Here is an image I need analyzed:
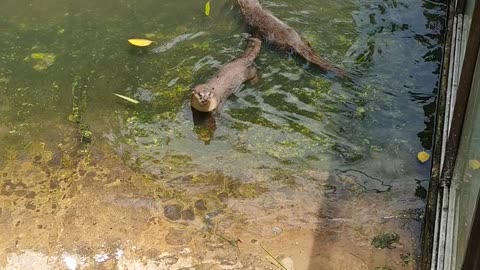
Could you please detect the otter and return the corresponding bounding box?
[191,37,262,112]
[237,0,347,77]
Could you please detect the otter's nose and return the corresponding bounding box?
[199,94,208,103]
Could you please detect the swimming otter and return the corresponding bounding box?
[191,37,262,112]
[237,0,347,77]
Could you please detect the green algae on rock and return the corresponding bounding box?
[372,232,400,249]
[27,53,56,71]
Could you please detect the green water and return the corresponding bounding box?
[0,0,447,267]
[0,0,444,194]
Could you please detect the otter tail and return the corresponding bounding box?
[293,42,348,78]
[242,37,262,63]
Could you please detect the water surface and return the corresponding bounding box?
[0,0,446,268]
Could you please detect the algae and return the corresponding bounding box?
[79,124,93,143]
[230,182,268,199]
[27,53,56,71]
[68,76,92,144]
[372,232,400,249]
[400,253,415,266]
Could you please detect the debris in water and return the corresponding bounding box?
[260,244,288,270]
[204,1,211,16]
[469,159,480,170]
[417,151,430,163]
[113,93,140,104]
[127,38,154,47]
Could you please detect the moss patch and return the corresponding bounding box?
[372,232,400,249]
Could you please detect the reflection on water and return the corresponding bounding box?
[0,0,445,268]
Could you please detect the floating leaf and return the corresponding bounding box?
[417,151,430,163]
[204,1,211,16]
[469,159,480,170]
[113,93,139,104]
[127,38,154,47]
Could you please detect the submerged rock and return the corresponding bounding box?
[271,227,283,236]
[164,204,183,221]
[180,208,195,221]
[372,232,400,249]
[194,199,207,211]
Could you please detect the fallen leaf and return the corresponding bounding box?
[113,93,139,104]
[204,1,211,16]
[417,151,430,163]
[127,38,154,47]
[469,160,480,170]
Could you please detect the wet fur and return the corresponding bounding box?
[237,0,347,77]
[191,37,262,112]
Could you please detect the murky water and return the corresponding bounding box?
[0,0,445,269]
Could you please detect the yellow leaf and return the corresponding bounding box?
[417,151,430,163]
[113,93,139,104]
[469,160,480,170]
[127,38,154,47]
[204,1,211,16]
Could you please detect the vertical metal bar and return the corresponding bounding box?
[443,10,466,270]
[444,182,457,269]
[437,187,450,270]
[431,191,443,270]
[448,14,465,132]
[421,0,456,268]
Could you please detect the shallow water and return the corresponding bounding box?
[0,0,445,269]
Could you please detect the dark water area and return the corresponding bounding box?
[0,0,446,268]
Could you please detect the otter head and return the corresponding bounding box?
[191,85,218,112]
[192,85,213,105]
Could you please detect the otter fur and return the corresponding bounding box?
[191,37,262,112]
[237,0,347,77]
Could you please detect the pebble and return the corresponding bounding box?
[194,199,207,211]
[164,204,182,221]
[180,208,195,221]
[217,192,229,203]
[271,227,283,236]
